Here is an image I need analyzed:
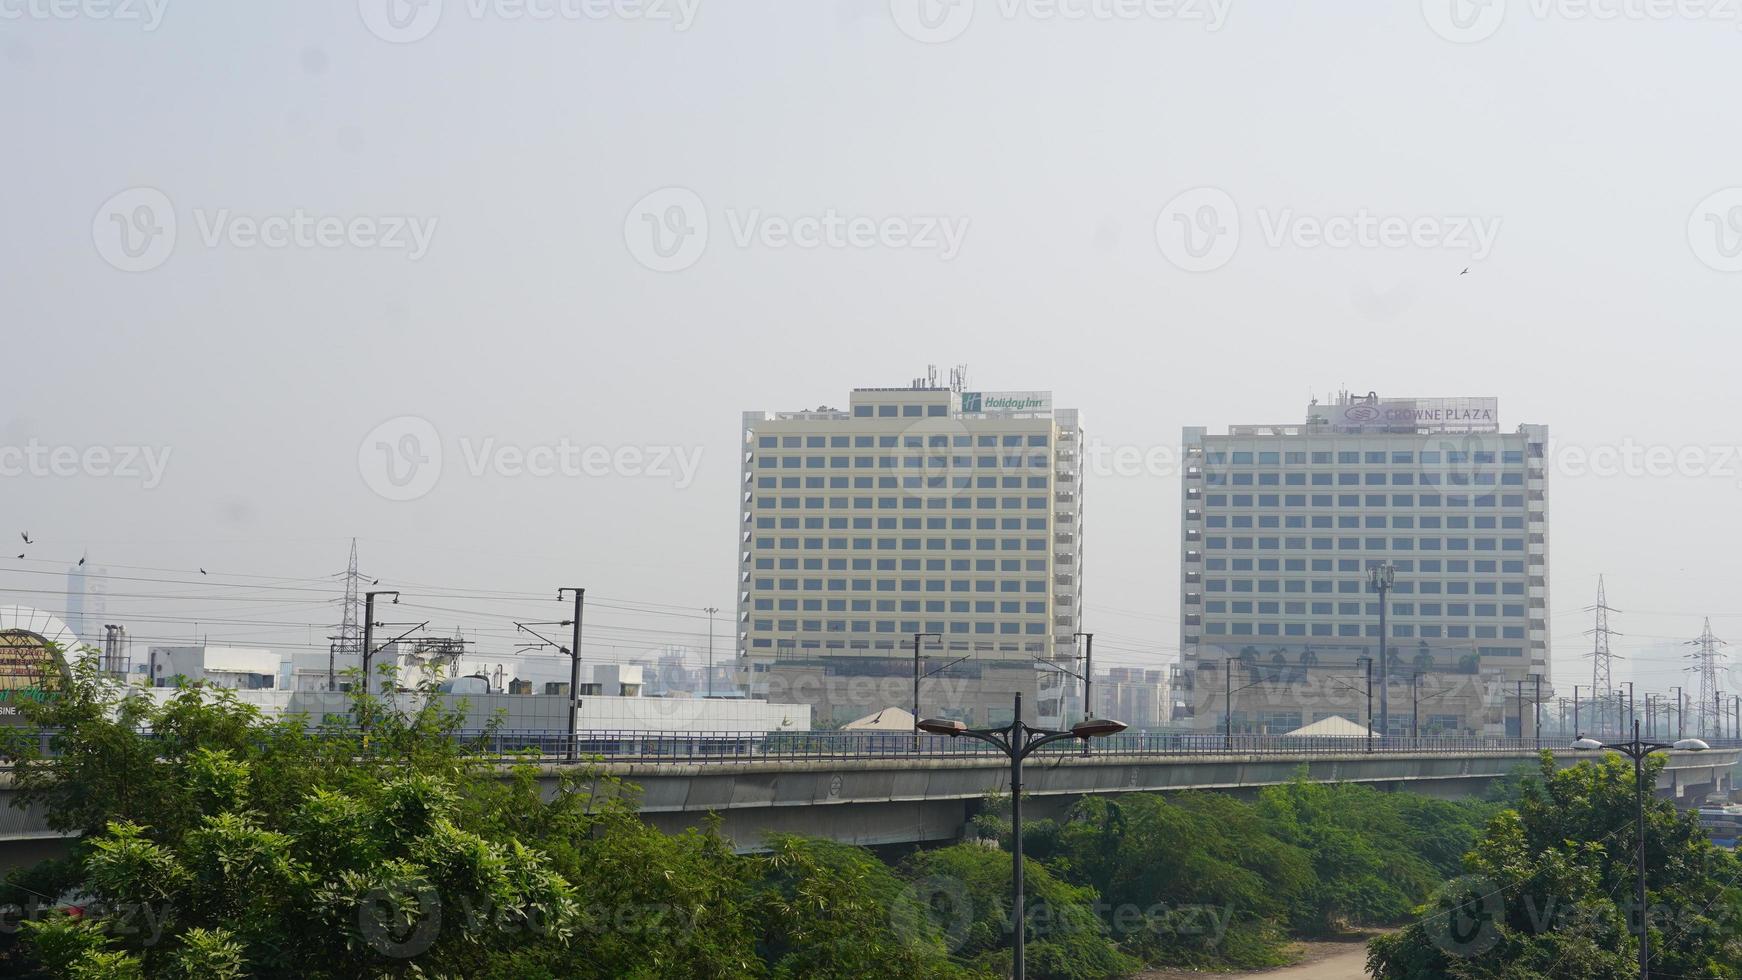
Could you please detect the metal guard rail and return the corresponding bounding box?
[436,730,1742,764]
[8,730,1736,765]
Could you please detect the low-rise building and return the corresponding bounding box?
[145,645,278,690]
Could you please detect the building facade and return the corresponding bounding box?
[1095,667,1170,730]
[1175,393,1549,736]
[146,644,279,689]
[64,563,108,647]
[737,378,1085,727]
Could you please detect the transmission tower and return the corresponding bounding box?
[1582,575,1621,701]
[326,539,364,688]
[1686,618,1728,738]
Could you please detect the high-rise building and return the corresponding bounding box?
[1175,392,1549,736]
[64,562,108,648]
[1095,667,1170,729]
[737,375,1085,727]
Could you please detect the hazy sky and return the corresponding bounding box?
[4,1,1741,693]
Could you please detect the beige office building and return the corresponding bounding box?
[737,378,1085,728]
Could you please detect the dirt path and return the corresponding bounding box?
[1136,934,1378,980]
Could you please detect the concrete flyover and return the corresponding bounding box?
[553,739,1741,851]
[0,734,1735,859]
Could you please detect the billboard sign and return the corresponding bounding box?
[961,391,1052,414]
[1314,396,1498,433]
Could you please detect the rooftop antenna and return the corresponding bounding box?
[950,364,968,393]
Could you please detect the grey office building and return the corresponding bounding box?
[1175,393,1549,736]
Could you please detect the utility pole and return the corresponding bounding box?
[559,589,584,759]
[1673,685,1685,740]
[1363,656,1374,753]
[1369,563,1395,739]
[1584,574,1622,704]
[703,606,719,698]
[1621,681,1634,740]
[1686,618,1728,739]
[360,590,399,691]
[911,632,941,750]
[359,589,399,730]
[1411,672,1419,739]
[1533,673,1542,750]
[1573,684,1581,736]
[1515,679,1524,741]
[1072,632,1094,722]
[1225,658,1233,745]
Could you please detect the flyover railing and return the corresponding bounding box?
[451,730,1742,764]
[8,729,1738,767]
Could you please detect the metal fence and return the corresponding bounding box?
[449,729,1742,764]
[9,728,1738,767]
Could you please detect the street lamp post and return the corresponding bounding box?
[911,632,942,749]
[1368,563,1395,739]
[919,695,1126,980]
[1572,722,1708,980]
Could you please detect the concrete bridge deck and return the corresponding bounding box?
[1,734,1733,856]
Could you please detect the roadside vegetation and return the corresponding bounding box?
[2,657,1734,978]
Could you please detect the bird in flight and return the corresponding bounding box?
[371,578,379,585]
[199,568,207,575]
[19,532,30,544]
[14,554,22,560]
[1459,267,1469,275]
[77,554,86,567]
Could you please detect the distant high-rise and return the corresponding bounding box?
[64,562,109,648]
[737,373,1085,727]
[1177,392,1549,736]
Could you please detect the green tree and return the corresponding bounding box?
[900,842,1137,980]
[1369,753,1742,979]
[1256,778,1496,933]
[1049,793,1312,969]
[750,835,984,979]
[0,657,748,978]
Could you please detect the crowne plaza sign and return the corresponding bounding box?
[1314,396,1499,433]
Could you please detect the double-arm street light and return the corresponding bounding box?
[1572,721,1709,980]
[918,693,1126,980]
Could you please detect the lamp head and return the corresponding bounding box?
[1071,718,1128,739]
[1672,738,1710,752]
[1571,737,1605,751]
[917,717,966,737]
